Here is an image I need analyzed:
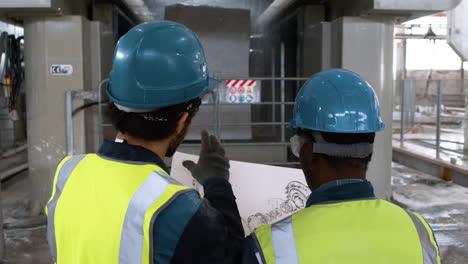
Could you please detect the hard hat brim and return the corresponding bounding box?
[288,119,386,133]
[107,76,220,111]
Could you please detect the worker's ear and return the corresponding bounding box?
[176,112,189,134]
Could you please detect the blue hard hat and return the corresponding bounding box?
[290,69,385,133]
[107,21,219,110]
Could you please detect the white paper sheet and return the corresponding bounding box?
[170,152,310,234]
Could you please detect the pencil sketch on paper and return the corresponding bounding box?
[246,181,311,231]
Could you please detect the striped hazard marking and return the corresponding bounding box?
[225,80,257,88]
[225,80,257,102]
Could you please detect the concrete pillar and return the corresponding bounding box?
[24,16,89,214]
[330,17,394,199]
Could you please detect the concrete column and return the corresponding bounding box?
[330,17,394,199]
[24,16,89,214]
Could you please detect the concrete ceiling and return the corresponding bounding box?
[123,0,274,21]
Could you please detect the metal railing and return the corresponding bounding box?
[394,79,468,164]
[65,90,100,156]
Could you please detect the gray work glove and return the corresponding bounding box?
[182,130,230,185]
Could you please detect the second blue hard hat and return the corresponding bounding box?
[290,69,386,133]
[107,21,219,110]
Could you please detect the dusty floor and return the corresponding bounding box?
[1,162,467,263]
[392,163,468,264]
[2,171,51,263]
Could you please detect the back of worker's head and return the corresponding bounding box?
[294,129,375,170]
[106,21,218,155]
[108,97,201,141]
[290,69,385,188]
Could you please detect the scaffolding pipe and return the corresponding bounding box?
[0,144,27,159]
[436,80,442,159]
[280,42,286,143]
[66,91,74,156]
[271,47,277,137]
[3,216,46,229]
[256,0,297,27]
[215,87,221,138]
[0,163,28,181]
[97,79,109,146]
[400,80,405,148]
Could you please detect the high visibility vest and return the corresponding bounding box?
[254,199,440,264]
[45,154,193,264]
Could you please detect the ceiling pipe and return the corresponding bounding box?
[95,0,142,24]
[256,0,298,28]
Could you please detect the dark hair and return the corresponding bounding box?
[108,97,201,141]
[300,129,375,170]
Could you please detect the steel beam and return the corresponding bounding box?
[393,146,468,187]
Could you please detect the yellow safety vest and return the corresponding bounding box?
[45,154,192,264]
[254,199,440,264]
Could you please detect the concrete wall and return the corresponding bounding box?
[405,70,467,107]
[165,5,253,140]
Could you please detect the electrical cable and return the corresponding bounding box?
[72,100,109,116]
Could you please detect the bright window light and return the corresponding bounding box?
[406,39,462,70]
[402,14,464,70]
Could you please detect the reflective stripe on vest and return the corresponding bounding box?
[119,171,191,263]
[46,154,86,260]
[270,217,299,264]
[254,199,440,264]
[45,154,192,264]
[406,211,439,264]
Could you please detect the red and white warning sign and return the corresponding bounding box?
[225,80,258,103]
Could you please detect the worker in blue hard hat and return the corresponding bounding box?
[242,69,440,264]
[45,21,243,263]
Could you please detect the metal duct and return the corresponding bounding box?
[256,0,297,27]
